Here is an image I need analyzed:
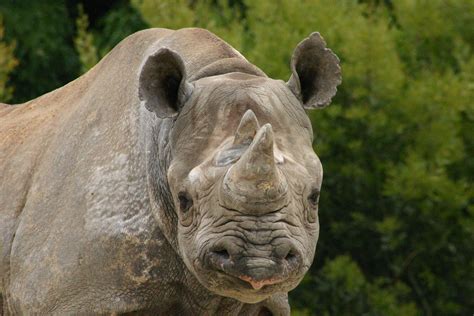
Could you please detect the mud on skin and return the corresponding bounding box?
[0,27,341,315]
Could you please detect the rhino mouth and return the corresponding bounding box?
[192,256,302,303]
[206,254,293,290]
[207,247,298,278]
[192,258,295,301]
[189,222,304,303]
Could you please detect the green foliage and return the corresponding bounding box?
[0,1,80,103]
[0,15,18,102]
[93,2,148,57]
[132,0,195,29]
[292,256,418,316]
[74,1,151,71]
[131,0,245,50]
[3,0,473,314]
[74,4,99,74]
[394,0,474,74]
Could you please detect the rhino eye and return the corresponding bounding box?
[178,191,193,213]
[307,188,320,206]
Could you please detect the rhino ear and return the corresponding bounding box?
[287,32,341,109]
[139,48,193,118]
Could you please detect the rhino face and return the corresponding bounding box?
[139,33,341,303]
[168,83,322,303]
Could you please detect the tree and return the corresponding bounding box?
[73,1,148,72]
[131,0,245,50]
[0,1,80,103]
[74,4,98,74]
[0,15,18,102]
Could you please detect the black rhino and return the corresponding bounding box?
[0,28,341,315]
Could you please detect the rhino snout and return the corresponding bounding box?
[205,237,302,290]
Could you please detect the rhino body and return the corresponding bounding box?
[0,28,340,315]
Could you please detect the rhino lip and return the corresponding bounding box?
[237,275,284,290]
[215,270,284,292]
[206,253,290,290]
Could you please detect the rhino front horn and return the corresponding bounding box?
[220,123,288,214]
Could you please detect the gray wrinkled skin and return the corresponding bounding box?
[0,28,341,315]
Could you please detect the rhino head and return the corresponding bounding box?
[139,33,341,303]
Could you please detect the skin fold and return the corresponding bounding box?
[0,28,340,315]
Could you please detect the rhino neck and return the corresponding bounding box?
[189,57,267,82]
[143,114,180,252]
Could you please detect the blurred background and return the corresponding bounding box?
[0,0,473,315]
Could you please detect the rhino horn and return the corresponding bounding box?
[233,109,260,146]
[221,123,288,214]
[236,123,275,178]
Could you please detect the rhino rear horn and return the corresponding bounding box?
[139,48,193,118]
[233,109,260,146]
[287,32,342,109]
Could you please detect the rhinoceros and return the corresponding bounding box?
[0,28,341,315]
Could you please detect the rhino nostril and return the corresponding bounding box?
[258,307,273,316]
[213,249,230,260]
[283,249,301,266]
[285,251,296,261]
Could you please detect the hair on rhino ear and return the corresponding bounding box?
[287,32,342,109]
[138,48,193,118]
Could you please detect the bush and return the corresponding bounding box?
[0,15,18,102]
[0,1,80,103]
